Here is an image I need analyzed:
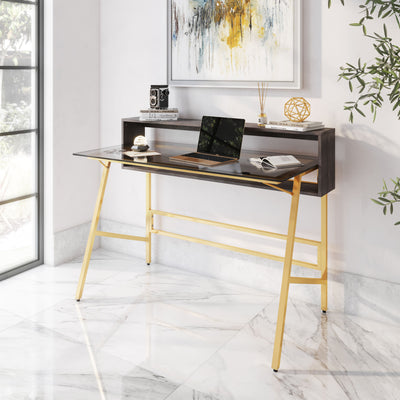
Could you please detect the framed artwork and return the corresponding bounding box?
[167,0,302,89]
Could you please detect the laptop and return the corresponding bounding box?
[170,116,245,166]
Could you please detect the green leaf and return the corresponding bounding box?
[393,99,400,111]
[383,180,388,191]
[356,76,366,88]
[355,106,366,117]
[371,199,385,206]
[382,10,392,19]
[390,192,400,200]
[374,77,385,85]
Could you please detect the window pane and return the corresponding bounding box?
[0,2,36,66]
[0,69,36,132]
[0,197,37,274]
[0,132,36,201]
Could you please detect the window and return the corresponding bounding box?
[0,0,43,279]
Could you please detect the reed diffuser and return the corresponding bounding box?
[257,82,268,127]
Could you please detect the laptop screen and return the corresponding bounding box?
[197,116,245,158]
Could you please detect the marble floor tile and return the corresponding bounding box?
[0,318,179,400]
[166,300,400,400]
[0,308,24,333]
[0,249,399,399]
[29,264,272,385]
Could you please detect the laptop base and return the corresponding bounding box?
[170,152,237,166]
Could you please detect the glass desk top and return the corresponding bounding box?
[74,141,319,184]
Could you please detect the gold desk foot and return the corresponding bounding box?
[145,173,152,265]
[75,161,111,301]
[271,175,302,371]
[320,195,328,312]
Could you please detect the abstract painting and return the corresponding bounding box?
[168,0,301,88]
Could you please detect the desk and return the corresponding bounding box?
[74,118,335,371]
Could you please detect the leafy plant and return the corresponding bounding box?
[329,0,400,226]
[328,0,400,225]
[329,0,400,122]
[372,178,400,225]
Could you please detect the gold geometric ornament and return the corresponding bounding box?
[284,97,311,122]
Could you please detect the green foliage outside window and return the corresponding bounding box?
[0,1,32,166]
[0,1,31,66]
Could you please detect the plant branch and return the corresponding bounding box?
[339,31,400,121]
[329,0,400,122]
[372,178,400,225]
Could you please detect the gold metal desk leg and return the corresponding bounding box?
[145,173,152,265]
[271,175,302,371]
[75,161,111,301]
[320,195,328,312]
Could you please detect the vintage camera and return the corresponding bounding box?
[149,85,169,109]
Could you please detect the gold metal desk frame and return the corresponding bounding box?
[74,156,327,372]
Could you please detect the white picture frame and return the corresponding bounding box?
[167,0,302,89]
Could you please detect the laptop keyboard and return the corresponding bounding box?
[184,153,233,162]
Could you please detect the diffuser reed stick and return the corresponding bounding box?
[257,82,268,127]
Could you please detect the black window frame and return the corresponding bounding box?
[0,0,44,280]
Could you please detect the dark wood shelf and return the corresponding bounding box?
[122,117,331,140]
[121,118,335,197]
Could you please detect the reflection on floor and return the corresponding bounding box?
[0,249,399,400]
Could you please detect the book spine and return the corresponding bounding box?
[264,124,323,132]
[269,121,322,128]
[264,124,303,131]
[140,109,178,113]
[139,113,179,121]
[140,111,179,115]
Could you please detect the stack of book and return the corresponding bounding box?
[263,120,324,132]
[139,108,179,121]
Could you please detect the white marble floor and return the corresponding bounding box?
[0,249,399,400]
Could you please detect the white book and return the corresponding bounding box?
[249,155,303,169]
[269,120,323,128]
[140,108,179,113]
[139,113,179,121]
[139,117,179,121]
[124,150,161,158]
[263,124,324,132]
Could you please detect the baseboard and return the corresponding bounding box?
[98,218,400,325]
[99,219,147,257]
[52,222,100,266]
